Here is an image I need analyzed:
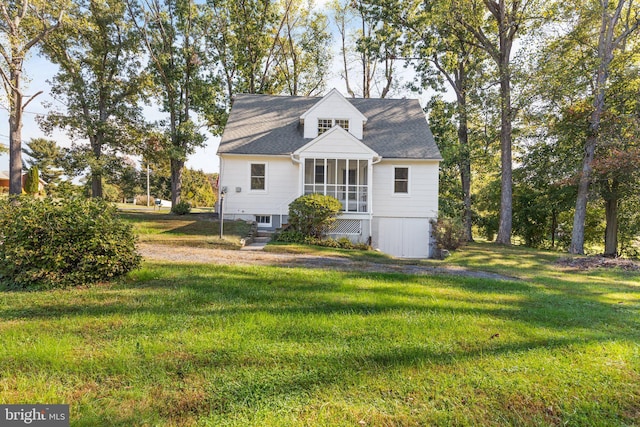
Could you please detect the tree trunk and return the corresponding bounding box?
[570,133,597,254]
[90,138,103,198]
[550,208,557,249]
[603,180,620,257]
[495,54,513,245]
[456,75,473,242]
[569,2,619,255]
[9,67,24,195]
[604,196,618,257]
[171,158,184,207]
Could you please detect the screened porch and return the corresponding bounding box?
[303,158,369,213]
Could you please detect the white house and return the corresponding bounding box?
[217,89,442,258]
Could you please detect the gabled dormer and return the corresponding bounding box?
[300,88,368,140]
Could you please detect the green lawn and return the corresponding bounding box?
[1,239,639,426]
[120,211,252,249]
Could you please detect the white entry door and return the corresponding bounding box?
[376,218,430,258]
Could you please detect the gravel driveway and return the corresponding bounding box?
[138,243,516,281]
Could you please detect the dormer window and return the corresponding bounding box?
[335,119,349,132]
[318,118,350,135]
[318,119,333,135]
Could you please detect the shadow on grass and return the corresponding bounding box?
[121,211,250,236]
[2,263,638,425]
[2,264,637,337]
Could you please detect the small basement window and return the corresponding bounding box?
[255,215,272,227]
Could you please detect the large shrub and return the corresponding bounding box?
[288,194,342,239]
[0,197,141,290]
[431,216,467,252]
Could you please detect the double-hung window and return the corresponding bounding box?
[250,163,266,191]
[394,167,409,194]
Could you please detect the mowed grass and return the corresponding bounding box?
[120,211,252,249]
[1,241,639,426]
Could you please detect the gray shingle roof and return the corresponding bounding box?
[217,93,442,160]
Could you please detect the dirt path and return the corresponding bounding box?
[138,243,517,281]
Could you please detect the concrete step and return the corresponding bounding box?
[252,236,271,243]
[256,230,275,238]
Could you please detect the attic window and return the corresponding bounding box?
[318,118,349,135]
[318,119,333,135]
[335,119,349,132]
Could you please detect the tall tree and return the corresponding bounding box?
[569,0,640,254]
[130,0,225,208]
[0,0,65,194]
[22,137,63,185]
[275,0,332,96]
[203,0,331,101]
[451,0,542,244]
[40,0,148,198]
[331,0,403,98]
[592,70,640,255]
[386,0,487,241]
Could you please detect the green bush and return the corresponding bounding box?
[306,237,370,250]
[24,166,40,195]
[431,216,467,251]
[274,231,369,251]
[273,230,307,243]
[0,196,141,290]
[172,201,192,215]
[288,194,342,239]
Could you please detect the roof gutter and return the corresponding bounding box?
[290,153,302,164]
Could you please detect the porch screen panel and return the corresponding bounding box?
[358,160,368,212]
[337,159,347,210]
[326,159,338,200]
[303,158,368,213]
[304,159,314,195]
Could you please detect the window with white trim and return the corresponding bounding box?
[394,167,409,194]
[318,119,333,135]
[318,118,349,135]
[250,163,266,191]
[255,215,272,227]
[335,119,349,132]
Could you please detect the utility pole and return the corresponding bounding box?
[146,163,150,207]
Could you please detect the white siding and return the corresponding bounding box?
[302,91,366,139]
[299,128,376,158]
[220,155,300,218]
[372,160,439,218]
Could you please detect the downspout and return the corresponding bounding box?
[369,155,382,245]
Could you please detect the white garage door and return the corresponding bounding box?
[376,218,430,258]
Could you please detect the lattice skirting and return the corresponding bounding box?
[328,219,362,235]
